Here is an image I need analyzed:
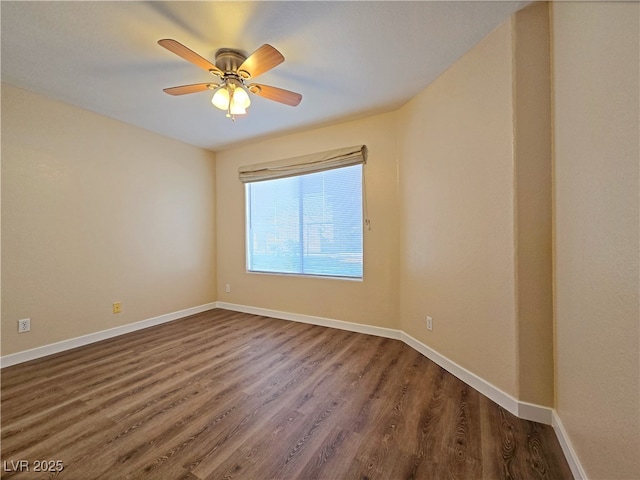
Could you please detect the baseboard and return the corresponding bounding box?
[215,302,403,340]
[0,302,217,368]
[0,300,586,475]
[1,299,556,429]
[402,331,523,417]
[518,400,554,425]
[216,302,552,426]
[401,332,553,424]
[552,410,588,480]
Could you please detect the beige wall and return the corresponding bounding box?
[397,21,519,397]
[214,4,556,406]
[1,84,217,355]
[513,3,553,407]
[215,112,400,329]
[552,2,640,479]
[7,8,639,478]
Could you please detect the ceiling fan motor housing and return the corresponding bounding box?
[214,49,250,78]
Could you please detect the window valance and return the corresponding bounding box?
[238,145,367,183]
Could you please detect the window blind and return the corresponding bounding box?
[246,164,363,278]
[238,145,367,183]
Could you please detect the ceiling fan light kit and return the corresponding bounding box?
[211,79,251,118]
[158,39,302,121]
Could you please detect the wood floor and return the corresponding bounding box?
[1,309,572,479]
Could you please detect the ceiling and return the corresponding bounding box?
[1,1,529,152]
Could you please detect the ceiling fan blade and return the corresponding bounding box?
[163,83,215,96]
[158,39,222,75]
[248,84,302,107]
[237,44,284,80]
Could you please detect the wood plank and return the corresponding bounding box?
[0,309,573,479]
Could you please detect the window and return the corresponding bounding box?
[246,164,363,279]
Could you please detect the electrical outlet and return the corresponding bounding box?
[112,302,122,314]
[18,318,31,333]
[426,316,433,331]
[225,284,231,293]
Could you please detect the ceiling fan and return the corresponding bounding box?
[158,39,302,120]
